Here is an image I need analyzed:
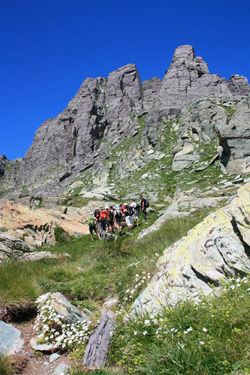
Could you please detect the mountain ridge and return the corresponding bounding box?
[1,45,250,199]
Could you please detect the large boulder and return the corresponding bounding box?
[0,232,32,264]
[132,182,250,317]
[0,321,24,355]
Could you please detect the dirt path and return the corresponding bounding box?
[12,319,75,375]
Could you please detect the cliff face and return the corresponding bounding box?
[1,45,250,198]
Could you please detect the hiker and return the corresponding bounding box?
[121,203,126,228]
[99,206,110,238]
[115,204,123,234]
[87,214,100,241]
[139,194,149,220]
[94,208,102,239]
[124,203,134,230]
[130,199,140,226]
[108,205,115,233]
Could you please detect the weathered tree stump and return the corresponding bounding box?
[83,309,116,368]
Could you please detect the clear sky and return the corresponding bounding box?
[1,0,250,161]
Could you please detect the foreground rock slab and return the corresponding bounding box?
[0,321,24,355]
[132,182,250,317]
[83,309,115,369]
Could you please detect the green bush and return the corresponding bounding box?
[54,227,72,243]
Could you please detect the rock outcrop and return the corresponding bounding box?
[0,199,89,246]
[138,195,227,240]
[131,182,250,317]
[1,45,249,198]
[0,232,32,264]
[0,321,24,355]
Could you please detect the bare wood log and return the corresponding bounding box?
[83,309,116,368]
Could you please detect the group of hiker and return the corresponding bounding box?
[86,195,149,240]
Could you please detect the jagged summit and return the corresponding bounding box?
[1,45,250,199]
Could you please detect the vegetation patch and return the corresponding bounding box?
[54,227,72,243]
[108,277,250,374]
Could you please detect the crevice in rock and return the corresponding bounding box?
[214,238,235,273]
[190,265,219,287]
[239,207,250,226]
[219,137,231,167]
[231,216,250,259]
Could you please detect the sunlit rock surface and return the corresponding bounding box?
[132,182,250,317]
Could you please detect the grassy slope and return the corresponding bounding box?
[1,205,250,374]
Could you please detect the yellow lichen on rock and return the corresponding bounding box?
[131,182,250,317]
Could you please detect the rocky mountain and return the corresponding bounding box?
[1,45,250,200]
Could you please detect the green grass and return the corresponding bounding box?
[108,277,250,375]
[0,355,14,375]
[0,207,211,312]
[218,104,236,124]
[0,261,40,310]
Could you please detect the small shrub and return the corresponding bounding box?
[54,227,72,243]
[0,355,14,375]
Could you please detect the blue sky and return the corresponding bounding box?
[1,0,250,161]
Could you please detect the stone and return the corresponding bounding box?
[132,182,250,317]
[0,232,32,264]
[50,353,60,363]
[147,149,155,155]
[0,321,24,355]
[53,363,71,375]
[229,75,250,96]
[175,143,194,157]
[20,251,57,262]
[83,309,115,368]
[172,154,200,171]
[103,297,119,310]
[49,292,90,323]
[30,338,59,352]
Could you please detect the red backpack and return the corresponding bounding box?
[100,210,109,220]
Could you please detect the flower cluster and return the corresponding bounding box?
[34,293,92,351]
[122,271,152,303]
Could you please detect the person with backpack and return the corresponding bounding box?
[94,208,102,239]
[130,199,140,227]
[115,204,123,234]
[123,203,134,230]
[87,214,100,241]
[99,206,110,238]
[108,205,115,233]
[139,194,149,220]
